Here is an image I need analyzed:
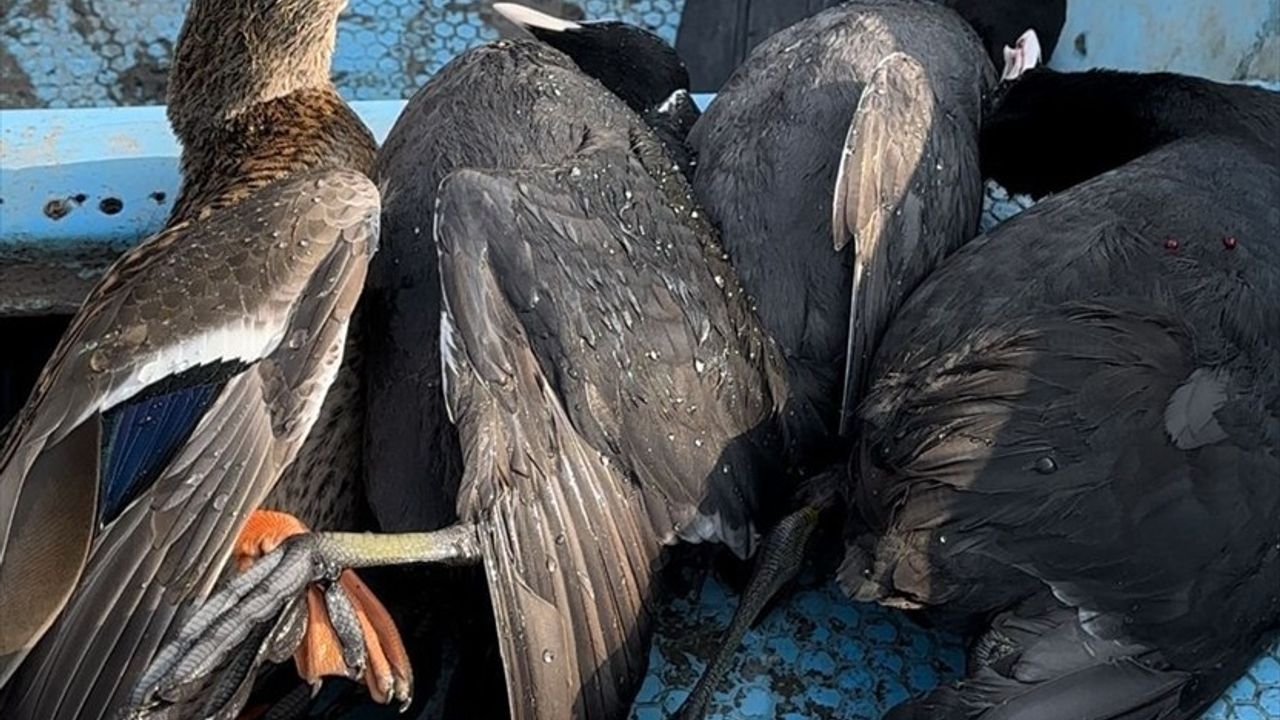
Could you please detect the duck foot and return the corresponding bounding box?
[234,510,413,708]
[130,520,482,718]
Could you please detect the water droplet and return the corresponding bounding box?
[88,349,110,372]
[1223,235,1238,250]
[545,557,557,573]
[1163,238,1180,252]
[938,535,947,544]
[554,534,566,545]
[694,359,706,373]
[287,329,308,350]
[1033,456,1058,474]
[542,649,555,663]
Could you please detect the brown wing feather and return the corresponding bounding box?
[0,168,377,719]
[438,170,661,720]
[833,52,984,433]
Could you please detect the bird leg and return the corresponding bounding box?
[675,503,824,720]
[131,517,481,717]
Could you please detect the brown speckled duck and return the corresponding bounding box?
[0,1,407,718]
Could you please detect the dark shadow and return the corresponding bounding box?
[0,314,72,431]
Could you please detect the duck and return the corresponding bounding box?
[686,0,1065,471]
[0,0,407,717]
[842,57,1280,719]
[135,35,790,720]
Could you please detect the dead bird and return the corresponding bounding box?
[684,0,1064,469]
[136,37,790,720]
[845,60,1280,720]
[670,1,1064,715]
[0,1,406,718]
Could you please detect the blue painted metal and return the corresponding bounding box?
[0,101,407,245]
[0,96,713,246]
[1051,0,1279,81]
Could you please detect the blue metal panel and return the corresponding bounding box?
[1052,0,1279,80]
[0,101,407,245]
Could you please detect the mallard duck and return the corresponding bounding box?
[135,36,789,720]
[0,1,406,717]
[844,58,1280,720]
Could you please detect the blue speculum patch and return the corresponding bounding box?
[98,361,244,525]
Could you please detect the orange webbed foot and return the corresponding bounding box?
[234,510,414,708]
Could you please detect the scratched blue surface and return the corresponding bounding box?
[1,0,1279,718]
[0,1,687,108]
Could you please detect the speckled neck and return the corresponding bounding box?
[167,88,376,225]
[163,0,371,223]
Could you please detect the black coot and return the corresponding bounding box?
[494,2,702,176]
[845,64,1280,720]
[687,0,1066,468]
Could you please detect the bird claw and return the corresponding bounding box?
[128,528,413,718]
[323,578,368,675]
[128,534,337,716]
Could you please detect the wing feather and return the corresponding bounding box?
[438,169,661,720]
[0,168,378,718]
[834,52,983,433]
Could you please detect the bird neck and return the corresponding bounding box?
[981,70,1279,196]
[167,88,377,225]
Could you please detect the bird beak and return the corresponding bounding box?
[1000,29,1043,81]
[492,3,582,34]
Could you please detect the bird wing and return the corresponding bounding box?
[435,135,782,718]
[436,165,661,720]
[0,168,377,718]
[833,52,983,434]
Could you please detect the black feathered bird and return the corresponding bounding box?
[844,65,1280,720]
